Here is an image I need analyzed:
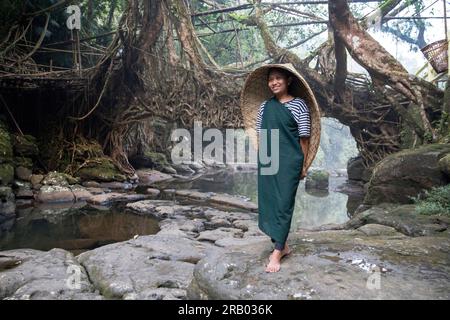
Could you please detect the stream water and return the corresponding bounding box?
[0,169,364,254]
[174,170,364,230]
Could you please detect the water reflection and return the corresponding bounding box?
[0,202,160,255]
[186,170,363,229]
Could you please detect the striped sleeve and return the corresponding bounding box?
[256,100,266,134]
[287,98,311,137]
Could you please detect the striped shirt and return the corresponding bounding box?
[256,97,311,137]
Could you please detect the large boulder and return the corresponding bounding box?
[344,202,450,237]
[12,134,39,158]
[75,157,126,182]
[364,143,450,205]
[347,155,372,182]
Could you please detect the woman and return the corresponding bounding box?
[256,67,311,273]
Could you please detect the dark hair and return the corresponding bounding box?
[267,67,294,94]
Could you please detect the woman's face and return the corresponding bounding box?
[268,70,291,95]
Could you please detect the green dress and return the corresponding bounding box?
[257,96,304,245]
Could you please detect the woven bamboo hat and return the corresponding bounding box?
[240,63,321,172]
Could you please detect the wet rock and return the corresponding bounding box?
[174,189,257,212]
[333,169,347,177]
[196,227,244,243]
[0,122,13,164]
[145,188,161,196]
[130,150,178,175]
[85,187,105,195]
[364,143,450,205]
[210,194,257,212]
[0,255,22,271]
[76,157,126,182]
[232,219,264,237]
[15,166,32,181]
[205,217,233,229]
[0,248,102,300]
[126,199,192,219]
[123,288,187,300]
[305,169,329,190]
[98,181,133,190]
[87,192,148,205]
[188,229,450,299]
[32,183,41,191]
[0,186,15,221]
[41,171,70,187]
[171,163,195,174]
[70,185,93,201]
[77,235,215,299]
[203,208,254,222]
[188,161,205,171]
[155,205,192,218]
[82,181,101,188]
[12,134,39,157]
[438,154,450,177]
[163,189,177,195]
[30,174,44,186]
[14,156,33,169]
[0,163,14,185]
[157,222,194,238]
[35,185,74,203]
[136,169,173,186]
[161,166,177,175]
[175,189,213,200]
[347,156,365,181]
[344,203,450,237]
[159,218,206,235]
[214,236,267,248]
[14,182,34,199]
[356,224,402,237]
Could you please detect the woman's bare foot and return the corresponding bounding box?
[265,245,291,273]
[268,244,291,262]
[265,249,282,272]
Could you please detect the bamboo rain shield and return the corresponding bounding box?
[257,96,304,245]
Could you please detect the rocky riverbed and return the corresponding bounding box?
[1,190,449,299]
[0,143,449,300]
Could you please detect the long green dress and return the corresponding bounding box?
[257,96,304,245]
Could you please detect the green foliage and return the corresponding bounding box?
[410,185,450,216]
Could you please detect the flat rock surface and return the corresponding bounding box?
[0,248,102,300]
[77,234,218,299]
[188,228,450,300]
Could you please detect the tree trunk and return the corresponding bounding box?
[328,0,437,141]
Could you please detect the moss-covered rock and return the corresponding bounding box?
[75,157,126,182]
[438,154,450,177]
[15,166,32,181]
[42,171,70,186]
[364,143,450,205]
[14,156,33,169]
[0,186,15,219]
[0,163,14,186]
[305,169,329,190]
[12,134,39,157]
[0,122,13,164]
